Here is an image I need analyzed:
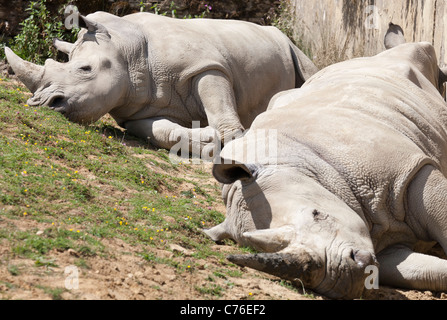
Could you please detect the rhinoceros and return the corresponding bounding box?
[4,11,317,154]
[205,25,447,299]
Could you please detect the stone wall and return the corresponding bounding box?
[290,0,447,69]
[0,0,280,38]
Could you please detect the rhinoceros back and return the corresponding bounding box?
[121,12,298,127]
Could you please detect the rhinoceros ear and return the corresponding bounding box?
[384,22,405,49]
[212,160,258,184]
[80,15,110,37]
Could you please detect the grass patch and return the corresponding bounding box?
[0,77,248,298]
[0,77,307,300]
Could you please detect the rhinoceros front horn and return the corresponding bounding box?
[4,47,44,93]
[227,251,324,288]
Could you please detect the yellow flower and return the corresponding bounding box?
[23,212,27,216]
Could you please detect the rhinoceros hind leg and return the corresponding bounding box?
[377,245,447,291]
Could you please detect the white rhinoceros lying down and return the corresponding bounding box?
[4,11,317,154]
[206,26,447,299]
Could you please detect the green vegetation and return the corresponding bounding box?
[4,0,79,64]
[0,79,224,254]
[145,1,211,19]
[0,78,243,299]
[270,0,313,60]
[0,76,308,300]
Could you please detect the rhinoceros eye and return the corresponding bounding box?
[312,209,328,221]
[79,65,92,72]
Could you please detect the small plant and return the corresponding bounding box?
[147,1,211,19]
[270,0,313,60]
[11,0,78,64]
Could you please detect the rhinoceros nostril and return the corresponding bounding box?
[350,249,356,261]
[351,249,374,268]
[49,96,65,109]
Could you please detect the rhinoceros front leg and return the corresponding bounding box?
[377,245,447,291]
[194,70,245,144]
[124,117,217,158]
[378,164,447,291]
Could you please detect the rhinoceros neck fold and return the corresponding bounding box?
[108,26,153,115]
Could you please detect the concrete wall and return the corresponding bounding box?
[291,0,447,68]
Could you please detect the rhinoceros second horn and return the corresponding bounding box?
[53,38,75,55]
[4,47,44,93]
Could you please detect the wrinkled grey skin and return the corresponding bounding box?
[5,12,317,154]
[206,25,447,299]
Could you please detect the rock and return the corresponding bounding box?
[169,243,194,256]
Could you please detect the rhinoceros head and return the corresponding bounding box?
[211,162,377,299]
[5,14,136,124]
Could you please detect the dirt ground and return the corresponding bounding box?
[1,180,447,301]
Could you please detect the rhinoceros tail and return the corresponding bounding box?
[289,41,319,88]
